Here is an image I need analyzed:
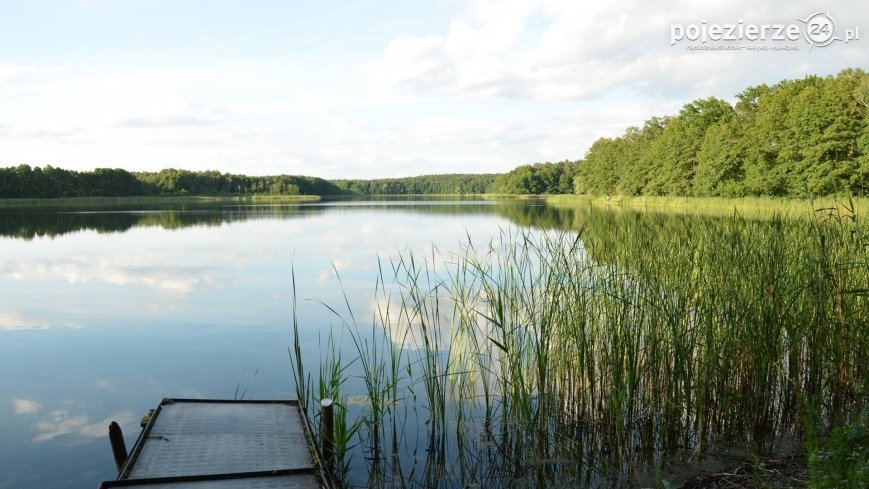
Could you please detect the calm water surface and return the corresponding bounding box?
[0,199,557,488]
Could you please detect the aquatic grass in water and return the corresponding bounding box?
[292,204,868,488]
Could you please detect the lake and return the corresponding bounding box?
[0,198,560,488]
[1,198,865,488]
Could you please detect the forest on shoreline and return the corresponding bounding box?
[1,69,866,200]
[0,165,499,199]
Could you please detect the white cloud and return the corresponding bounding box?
[367,0,868,102]
[0,311,81,331]
[116,103,229,128]
[370,294,451,350]
[317,270,332,285]
[0,248,230,319]
[116,115,218,128]
[13,398,41,415]
[1,252,224,294]
[0,64,69,87]
[0,124,91,144]
[33,409,136,443]
[0,312,50,331]
[34,411,87,442]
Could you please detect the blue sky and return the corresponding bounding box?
[1,0,866,178]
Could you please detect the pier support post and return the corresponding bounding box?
[109,421,128,473]
[320,398,334,472]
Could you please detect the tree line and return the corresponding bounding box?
[0,166,503,198]
[489,161,580,194]
[332,174,496,195]
[0,165,146,198]
[134,169,342,196]
[575,69,869,197]
[0,162,575,198]
[0,166,346,198]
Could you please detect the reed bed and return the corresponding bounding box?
[546,194,869,220]
[292,202,868,488]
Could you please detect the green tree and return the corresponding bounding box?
[653,97,734,195]
[694,121,745,196]
[785,71,865,195]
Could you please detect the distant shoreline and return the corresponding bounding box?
[0,194,321,208]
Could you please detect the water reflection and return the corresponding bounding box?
[0,202,320,240]
[0,199,545,488]
[10,396,136,444]
[12,398,40,415]
[32,408,137,444]
[0,311,81,331]
[0,198,565,240]
[2,256,224,292]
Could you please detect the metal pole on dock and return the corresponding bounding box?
[108,421,127,472]
[320,398,334,472]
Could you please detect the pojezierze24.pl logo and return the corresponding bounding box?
[670,11,859,50]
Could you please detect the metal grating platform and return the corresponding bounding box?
[97,399,330,489]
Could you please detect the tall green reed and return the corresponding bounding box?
[291,204,868,487]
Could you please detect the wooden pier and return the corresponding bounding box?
[98,398,334,488]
